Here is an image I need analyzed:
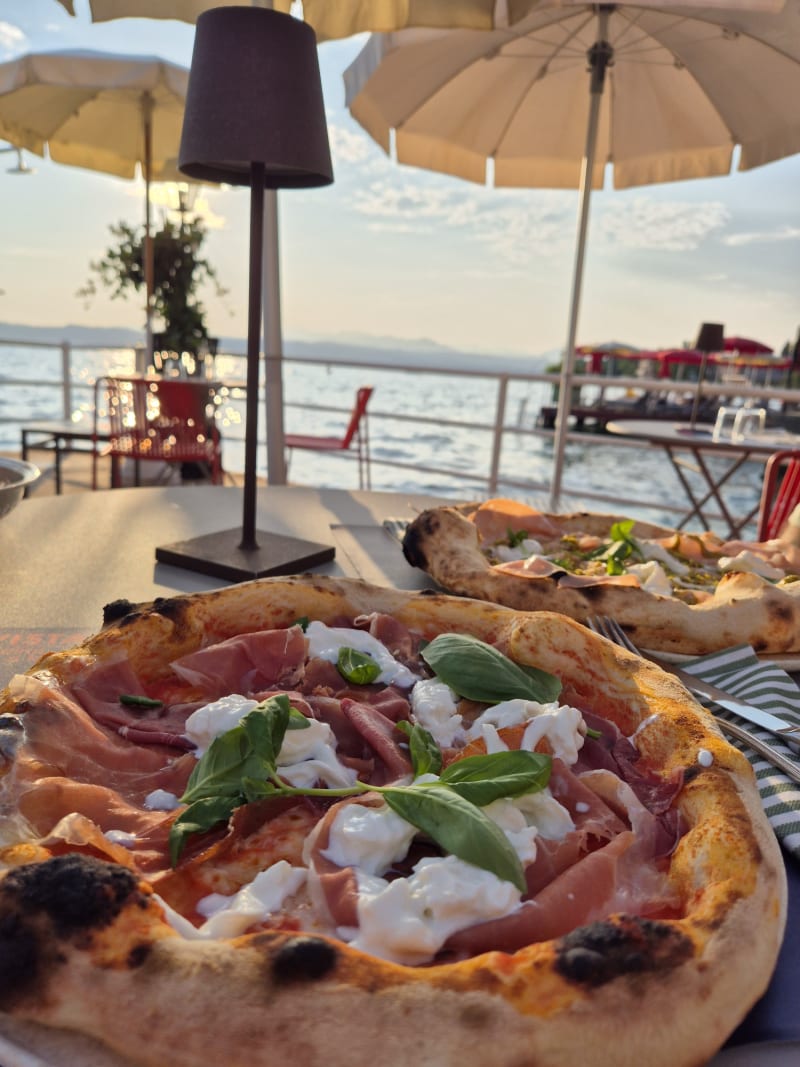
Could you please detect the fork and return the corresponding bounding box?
[586,615,800,785]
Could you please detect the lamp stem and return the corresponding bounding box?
[240,161,265,552]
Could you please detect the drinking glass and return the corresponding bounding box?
[712,406,738,442]
[732,406,766,442]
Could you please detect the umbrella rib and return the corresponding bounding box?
[481,10,600,167]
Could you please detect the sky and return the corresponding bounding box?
[0,0,798,360]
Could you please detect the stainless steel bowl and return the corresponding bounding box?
[0,458,41,518]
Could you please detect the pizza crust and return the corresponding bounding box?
[0,576,788,1067]
[401,504,800,654]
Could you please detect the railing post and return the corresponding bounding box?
[488,376,508,494]
[134,343,148,376]
[61,341,72,420]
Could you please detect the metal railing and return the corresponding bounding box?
[1,336,796,527]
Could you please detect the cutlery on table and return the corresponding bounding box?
[586,615,800,786]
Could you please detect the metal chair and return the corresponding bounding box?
[285,386,374,489]
[757,449,800,540]
[92,376,224,490]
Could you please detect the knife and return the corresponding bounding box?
[651,659,800,745]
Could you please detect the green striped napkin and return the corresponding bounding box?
[680,645,800,858]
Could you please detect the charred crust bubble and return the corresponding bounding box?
[401,513,438,569]
[3,855,138,938]
[103,598,140,625]
[555,917,693,988]
[0,912,43,1003]
[272,937,338,982]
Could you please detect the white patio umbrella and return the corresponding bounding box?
[343,0,800,507]
[55,1,522,35]
[0,49,190,361]
[53,0,538,485]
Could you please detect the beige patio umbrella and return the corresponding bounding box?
[55,1,524,35]
[344,0,800,507]
[0,49,190,361]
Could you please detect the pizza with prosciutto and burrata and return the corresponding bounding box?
[401,498,800,655]
[0,576,787,1067]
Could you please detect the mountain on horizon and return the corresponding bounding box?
[0,320,551,371]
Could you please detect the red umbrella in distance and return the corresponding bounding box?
[723,336,774,354]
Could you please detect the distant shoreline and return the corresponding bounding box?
[0,321,551,375]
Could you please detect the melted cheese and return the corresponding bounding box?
[718,550,785,581]
[493,538,544,562]
[627,560,673,596]
[409,678,462,746]
[465,699,586,765]
[194,862,308,939]
[347,855,522,966]
[305,621,418,688]
[638,540,691,576]
[322,801,417,875]
[184,694,258,756]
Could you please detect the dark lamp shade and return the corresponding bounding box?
[695,322,725,354]
[178,6,333,189]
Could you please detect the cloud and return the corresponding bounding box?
[349,175,576,263]
[597,198,730,251]
[723,226,800,247]
[328,122,375,166]
[0,20,25,55]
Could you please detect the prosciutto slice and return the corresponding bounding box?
[170,626,307,698]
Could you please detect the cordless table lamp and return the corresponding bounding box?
[156,6,334,581]
[689,321,725,430]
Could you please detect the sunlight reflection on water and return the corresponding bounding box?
[0,345,764,535]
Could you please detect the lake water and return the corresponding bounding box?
[0,342,766,536]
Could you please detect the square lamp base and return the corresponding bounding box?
[155,528,335,583]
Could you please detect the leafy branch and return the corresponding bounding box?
[78,216,229,355]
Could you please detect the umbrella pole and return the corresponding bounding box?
[549,9,613,511]
[263,189,287,485]
[142,91,154,367]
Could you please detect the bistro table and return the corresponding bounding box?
[606,418,800,538]
[20,418,111,496]
[0,485,797,1065]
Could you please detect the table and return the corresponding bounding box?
[0,484,797,1064]
[606,418,800,538]
[0,485,443,635]
[20,419,110,496]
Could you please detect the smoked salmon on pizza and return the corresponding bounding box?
[401,498,800,655]
[0,576,787,1067]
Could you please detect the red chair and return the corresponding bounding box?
[757,449,800,540]
[92,376,224,489]
[285,386,373,489]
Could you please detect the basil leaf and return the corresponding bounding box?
[244,695,292,766]
[288,708,312,730]
[395,721,443,777]
[119,693,163,709]
[381,785,526,892]
[181,726,252,804]
[169,795,239,865]
[439,751,551,806]
[337,647,381,685]
[241,777,281,803]
[609,519,636,544]
[294,616,310,632]
[606,555,625,576]
[421,633,561,705]
[506,528,529,549]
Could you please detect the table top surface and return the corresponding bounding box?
[606,419,800,454]
[0,485,445,636]
[0,483,797,1065]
